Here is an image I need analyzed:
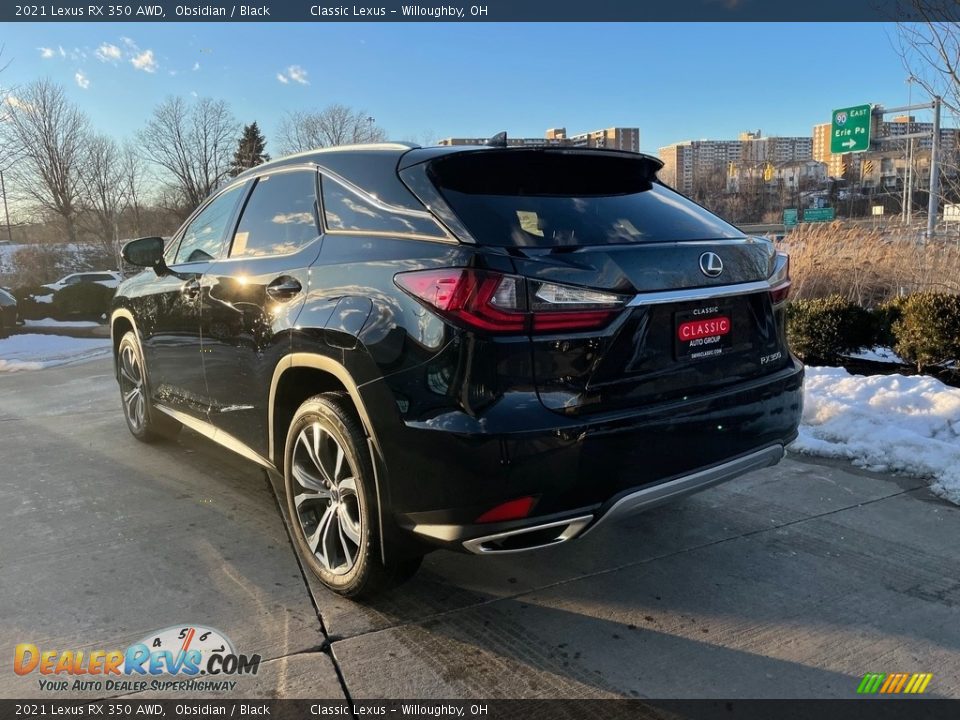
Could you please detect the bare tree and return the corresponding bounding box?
[78,133,126,264]
[277,104,386,154]
[897,8,960,114]
[139,96,238,210]
[897,8,960,208]
[120,140,147,236]
[0,79,88,243]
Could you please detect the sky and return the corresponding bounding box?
[0,22,941,155]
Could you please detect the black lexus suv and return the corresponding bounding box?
[112,143,803,597]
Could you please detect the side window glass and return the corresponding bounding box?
[230,171,319,258]
[175,184,245,264]
[321,176,447,239]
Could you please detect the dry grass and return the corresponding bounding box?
[782,222,960,306]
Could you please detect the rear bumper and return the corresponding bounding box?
[375,358,803,552]
[415,444,785,554]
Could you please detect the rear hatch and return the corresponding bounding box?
[417,148,792,415]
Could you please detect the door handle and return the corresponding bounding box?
[182,277,200,299]
[266,276,303,301]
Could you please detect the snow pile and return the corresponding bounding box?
[792,366,960,504]
[24,318,100,328]
[844,346,905,365]
[0,333,110,372]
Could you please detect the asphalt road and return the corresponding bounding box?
[2,356,959,700]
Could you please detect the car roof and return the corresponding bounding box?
[233,142,663,179]
[231,142,420,182]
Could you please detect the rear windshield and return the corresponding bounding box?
[429,151,744,247]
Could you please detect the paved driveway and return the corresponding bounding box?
[1,357,957,699]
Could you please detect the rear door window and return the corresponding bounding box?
[230,171,320,258]
[429,151,744,247]
[321,176,447,239]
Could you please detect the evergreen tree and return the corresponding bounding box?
[230,122,270,176]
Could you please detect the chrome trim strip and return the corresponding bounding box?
[627,280,771,307]
[462,515,593,555]
[154,405,274,471]
[581,444,784,537]
[627,252,788,308]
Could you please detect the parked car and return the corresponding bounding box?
[112,143,803,597]
[0,287,17,337]
[43,271,124,293]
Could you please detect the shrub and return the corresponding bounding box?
[787,295,876,364]
[892,292,960,372]
[871,296,907,348]
[51,282,114,321]
[10,244,71,287]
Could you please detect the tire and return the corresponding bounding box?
[284,392,422,598]
[116,330,181,442]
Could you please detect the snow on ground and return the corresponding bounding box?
[843,346,906,364]
[791,366,960,505]
[0,333,110,372]
[24,318,101,328]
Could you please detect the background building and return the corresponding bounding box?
[438,126,640,151]
[660,131,811,195]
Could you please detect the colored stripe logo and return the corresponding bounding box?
[857,673,932,694]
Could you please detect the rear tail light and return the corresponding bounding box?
[475,496,536,523]
[769,253,791,305]
[395,268,625,334]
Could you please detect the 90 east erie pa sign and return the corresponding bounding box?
[831,104,872,154]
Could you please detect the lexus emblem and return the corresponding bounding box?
[699,252,724,278]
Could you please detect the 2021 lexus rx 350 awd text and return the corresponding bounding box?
[111,144,803,597]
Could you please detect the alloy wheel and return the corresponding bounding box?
[291,421,362,575]
[119,344,146,432]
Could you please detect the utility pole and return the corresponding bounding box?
[0,170,12,244]
[927,96,941,239]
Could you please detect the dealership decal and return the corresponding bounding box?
[14,625,260,693]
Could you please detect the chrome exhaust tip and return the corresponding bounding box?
[463,515,593,555]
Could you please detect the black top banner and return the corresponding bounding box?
[1,0,948,22]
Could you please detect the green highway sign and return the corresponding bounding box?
[804,207,835,223]
[783,208,798,227]
[831,104,872,154]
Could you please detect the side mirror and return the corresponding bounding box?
[122,236,168,275]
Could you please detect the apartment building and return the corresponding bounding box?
[438,126,640,152]
[813,116,959,180]
[659,131,811,195]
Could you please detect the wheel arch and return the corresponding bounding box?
[268,353,399,565]
[110,308,139,380]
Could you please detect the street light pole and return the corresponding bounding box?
[927,96,941,239]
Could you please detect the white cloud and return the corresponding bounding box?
[190,91,198,98]
[120,36,137,49]
[95,43,122,63]
[38,47,55,59]
[192,61,200,71]
[4,94,25,109]
[287,65,309,84]
[276,65,308,86]
[74,71,90,89]
[130,49,157,73]
[58,46,66,58]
